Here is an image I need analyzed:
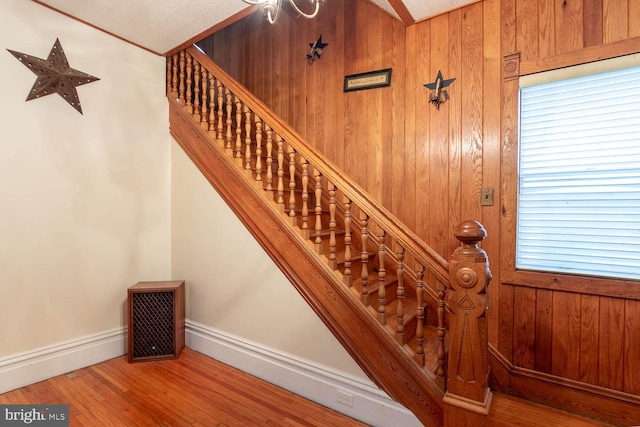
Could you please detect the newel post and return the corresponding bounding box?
[443,220,492,427]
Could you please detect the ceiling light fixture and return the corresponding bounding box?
[242,0,325,24]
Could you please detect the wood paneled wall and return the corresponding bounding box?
[198,0,640,408]
[200,0,495,262]
[499,0,640,404]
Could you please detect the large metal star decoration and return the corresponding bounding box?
[7,39,99,114]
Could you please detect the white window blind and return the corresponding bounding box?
[517,64,640,281]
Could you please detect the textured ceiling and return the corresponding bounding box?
[33,0,476,55]
[370,0,476,21]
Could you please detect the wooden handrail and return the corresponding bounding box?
[168,46,492,424]
[184,46,450,285]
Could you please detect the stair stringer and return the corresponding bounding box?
[169,100,445,426]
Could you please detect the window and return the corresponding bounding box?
[517,56,640,281]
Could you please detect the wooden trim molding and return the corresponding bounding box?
[500,42,640,300]
[386,0,415,26]
[489,346,640,426]
[519,36,640,77]
[502,52,520,81]
[500,270,640,301]
[164,5,259,57]
[32,0,161,56]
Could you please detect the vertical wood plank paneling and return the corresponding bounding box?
[366,5,383,202]
[499,284,515,361]
[516,0,539,61]
[428,13,450,257]
[555,0,584,54]
[460,2,484,232]
[414,20,432,242]
[578,295,599,385]
[447,9,462,253]
[603,0,628,43]
[266,21,275,106]
[390,18,406,221]
[624,300,640,394]
[353,0,370,190]
[598,297,625,390]
[290,14,307,139]
[270,19,281,115]
[328,0,345,169]
[343,0,359,182]
[538,0,557,57]
[482,0,502,347]
[513,287,536,369]
[314,7,332,157]
[403,24,418,232]
[583,0,603,47]
[552,292,581,380]
[499,0,517,361]
[630,0,640,37]
[314,19,327,155]
[380,15,398,210]
[202,1,640,402]
[534,289,553,373]
[304,17,318,147]
[247,21,259,100]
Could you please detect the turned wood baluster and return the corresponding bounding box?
[343,197,352,287]
[170,53,179,100]
[288,147,297,226]
[234,97,243,164]
[200,66,208,130]
[224,88,233,155]
[166,56,172,96]
[301,159,310,239]
[436,281,446,385]
[360,212,370,306]
[185,54,193,114]
[314,171,323,254]
[244,105,252,172]
[265,125,273,194]
[328,182,337,270]
[395,248,406,344]
[208,73,216,136]
[276,135,285,212]
[255,116,263,185]
[193,61,201,120]
[415,265,425,367]
[377,231,387,324]
[216,79,224,146]
[178,51,185,106]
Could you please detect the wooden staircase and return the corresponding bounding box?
[167,46,493,427]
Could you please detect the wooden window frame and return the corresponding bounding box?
[500,37,640,301]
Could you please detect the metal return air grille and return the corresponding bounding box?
[131,291,175,358]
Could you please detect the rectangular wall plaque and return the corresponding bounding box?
[343,68,392,92]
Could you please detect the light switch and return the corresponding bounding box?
[481,188,494,206]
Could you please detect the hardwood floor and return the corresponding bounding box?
[0,349,366,426]
[0,348,612,426]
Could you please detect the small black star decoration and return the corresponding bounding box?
[424,70,456,110]
[7,39,100,115]
[306,35,328,65]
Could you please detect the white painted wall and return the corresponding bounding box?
[0,0,171,357]
[0,0,386,416]
[171,143,369,380]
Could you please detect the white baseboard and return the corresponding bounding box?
[186,319,422,427]
[0,322,422,426]
[0,328,127,394]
